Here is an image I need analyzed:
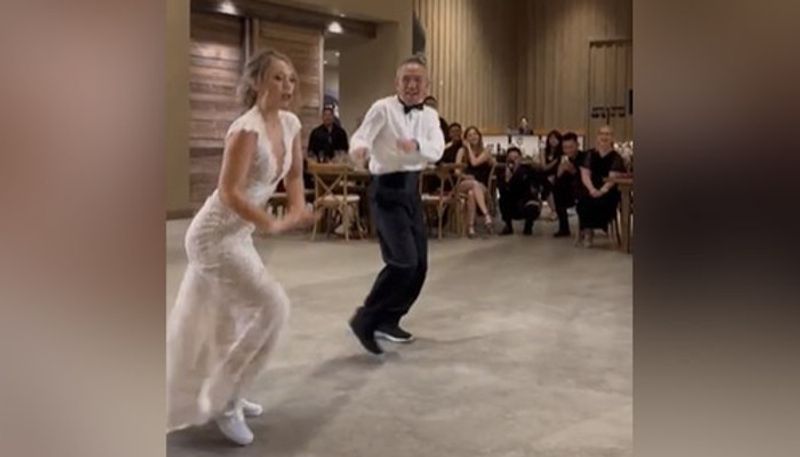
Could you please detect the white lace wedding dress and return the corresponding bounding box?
[167,107,299,431]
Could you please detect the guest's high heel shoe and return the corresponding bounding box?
[483,217,494,235]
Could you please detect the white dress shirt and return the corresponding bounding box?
[349,96,445,175]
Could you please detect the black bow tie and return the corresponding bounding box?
[400,99,424,114]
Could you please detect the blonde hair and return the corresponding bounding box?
[237,48,298,109]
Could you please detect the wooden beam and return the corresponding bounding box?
[192,0,376,39]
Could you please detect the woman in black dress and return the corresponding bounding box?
[538,130,563,219]
[455,126,495,237]
[577,125,626,247]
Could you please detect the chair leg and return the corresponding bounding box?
[311,206,319,241]
[608,217,621,247]
[437,205,444,240]
[325,209,333,238]
[353,203,365,239]
[343,205,350,241]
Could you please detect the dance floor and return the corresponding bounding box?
[166,218,632,457]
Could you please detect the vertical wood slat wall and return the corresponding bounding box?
[413,0,518,132]
[189,13,322,209]
[413,0,632,135]
[588,40,632,140]
[189,12,244,210]
[520,0,632,133]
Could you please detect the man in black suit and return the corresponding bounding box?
[497,147,541,236]
[307,106,349,163]
[552,132,587,237]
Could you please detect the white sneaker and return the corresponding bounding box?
[238,398,264,417]
[215,407,254,446]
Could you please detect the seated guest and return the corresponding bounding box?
[538,129,563,220]
[517,116,534,135]
[439,122,463,164]
[552,132,587,237]
[455,126,496,237]
[498,147,541,236]
[424,95,449,141]
[422,122,463,217]
[577,125,627,247]
[307,106,349,163]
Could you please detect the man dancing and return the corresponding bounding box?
[348,55,445,354]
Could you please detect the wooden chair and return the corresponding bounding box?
[572,205,623,248]
[419,164,460,240]
[450,163,497,237]
[266,192,288,217]
[486,161,500,218]
[308,162,365,241]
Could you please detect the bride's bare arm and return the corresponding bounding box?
[278,129,317,231]
[217,131,276,232]
[284,132,306,214]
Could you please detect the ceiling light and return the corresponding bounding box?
[219,0,238,15]
[327,21,343,34]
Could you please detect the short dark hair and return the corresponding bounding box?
[322,106,334,114]
[562,132,578,143]
[448,122,462,130]
[507,146,522,155]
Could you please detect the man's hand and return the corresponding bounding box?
[396,138,418,154]
[351,147,368,161]
[350,147,369,168]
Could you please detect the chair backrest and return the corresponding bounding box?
[307,162,352,202]
[420,163,463,197]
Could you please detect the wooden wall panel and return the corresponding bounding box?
[413,0,519,132]
[588,40,633,140]
[519,0,632,134]
[188,14,323,209]
[413,0,632,136]
[257,21,323,153]
[189,12,244,209]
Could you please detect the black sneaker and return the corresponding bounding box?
[553,231,571,238]
[500,225,514,236]
[375,324,415,343]
[349,316,384,355]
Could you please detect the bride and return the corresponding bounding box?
[167,49,315,446]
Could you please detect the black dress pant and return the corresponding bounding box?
[553,175,577,234]
[499,191,540,231]
[354,171,428,331]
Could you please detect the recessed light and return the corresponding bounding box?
[327,21,343,34]
[219,0,237,15]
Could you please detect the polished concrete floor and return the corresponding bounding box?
[166,217,632,457]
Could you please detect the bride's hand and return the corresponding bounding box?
[288,208,319,230]
[268,208,318,234]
